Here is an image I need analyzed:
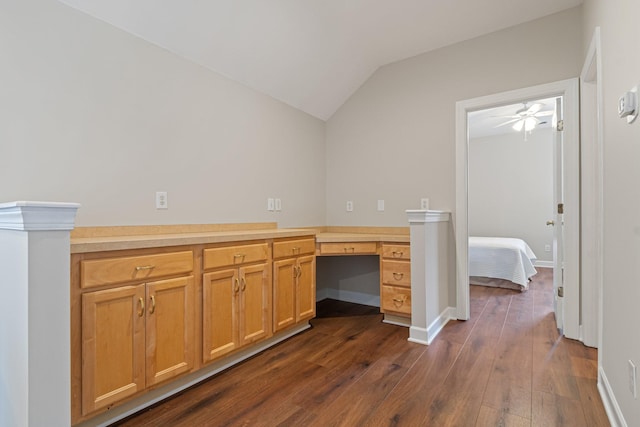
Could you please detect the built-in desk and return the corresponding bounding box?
[315,228,411,325]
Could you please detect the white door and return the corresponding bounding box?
[551,96,565,332]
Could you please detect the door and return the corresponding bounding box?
[202,269,238,362]
[273,258,296,332]
[239,263,271,344]
[552,97,565,332]
[81,285,145,415]
[146,276,195,386]
[296,255,316,321]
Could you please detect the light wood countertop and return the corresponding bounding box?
[71,228,316,254]
[70,224,410,254]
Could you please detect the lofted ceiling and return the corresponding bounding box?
[58,0,582,120]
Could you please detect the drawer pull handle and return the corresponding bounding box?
[233,254,246,262]
[392,251,404,258]
[392,296,406,307]
[234,278,240,294]
[393,272,404,280]
[241,277,246,292]
[135,265,155,272]
[344,247,355,253]
[149,295,156,314]
[137,297,145,317]
[292,247,300,254]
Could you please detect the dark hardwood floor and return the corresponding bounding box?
[114,268,609,426]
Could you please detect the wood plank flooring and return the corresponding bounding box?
[113,268,609,426]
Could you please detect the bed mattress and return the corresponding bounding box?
[469,236,538,290]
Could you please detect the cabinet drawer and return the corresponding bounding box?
[203,243,269,270]
[380,244,411,260]
[319,242,377,255]
[381,260,411,287]
[381,285,411,316]
[81,251,193,289]
[273,238,316,259]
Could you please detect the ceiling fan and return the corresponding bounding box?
[494,102,554,132]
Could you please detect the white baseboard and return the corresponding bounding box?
[408,307,455,346]
[534,260,553,268]
[427,307,456,344]
[598,366,626,427]
[320,288,380,307]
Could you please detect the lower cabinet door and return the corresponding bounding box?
[202,269,239,362]
[145,276,195,386]
[273,258,296,332]
[296,255,316,321]
[239,263,271,345]
[81,285,146,415]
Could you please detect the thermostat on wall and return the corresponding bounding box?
[618,86,638,123]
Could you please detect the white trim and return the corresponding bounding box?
[408,326,428,345]
[534,260,554,268]
[598,366,627,427]
[406,209,451,223]
[455,79,580,337]
[322,288,380,307]
[426,307,456,344]
[0,201,80,231]
[408,307,455,345]
[580,27,603,349]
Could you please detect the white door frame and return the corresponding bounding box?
[455,79,581,340]
[580,27,603,349]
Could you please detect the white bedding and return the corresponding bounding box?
[469,237,537,289]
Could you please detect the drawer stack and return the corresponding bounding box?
[379,243,411,317]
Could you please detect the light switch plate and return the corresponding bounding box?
[346,201,353,212]
[377,200,385,211]
[267,198,275,211]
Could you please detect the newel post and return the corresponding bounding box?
[0,201,79,427]
[406,209,452,345]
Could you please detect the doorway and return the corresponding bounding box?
[455,79,581,340]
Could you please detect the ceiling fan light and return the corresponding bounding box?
[524,117,536,131]
[512,120,524,132]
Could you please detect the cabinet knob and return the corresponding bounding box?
[393,272,404,280]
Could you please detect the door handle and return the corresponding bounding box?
[546,220,555,226]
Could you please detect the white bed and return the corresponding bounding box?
[469,236,538,291]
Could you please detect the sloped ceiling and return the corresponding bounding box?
[58,0,582,120]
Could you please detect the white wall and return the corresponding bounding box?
[469,129,554,262]
[583,1,640,424]
[0,0,326,228]
[325,7,583,226]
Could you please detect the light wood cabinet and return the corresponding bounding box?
[202,243,271,364]
[380,243,411,317]
[81,274,194,416]
[273,238,316,332]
